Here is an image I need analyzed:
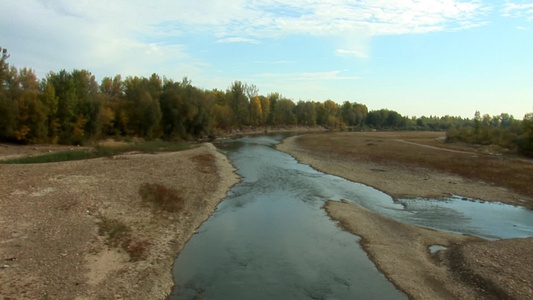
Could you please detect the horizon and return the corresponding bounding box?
[1,0,532,119]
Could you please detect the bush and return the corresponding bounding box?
[516,135,533,157]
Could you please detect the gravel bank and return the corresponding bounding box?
[0,143,239,299]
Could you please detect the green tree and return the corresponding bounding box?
[160,79,186,138]
[340,101,355,126]
[123,76,162,138]
[14,84,47,143]
[0,47,11,94]
[0,48,17,140]
[41,82,60,143]
[295,100,316,126]
[100,74,124,99]
[250,96,262,126]
[517,112,533,156]
[354,103,368,128]
[315,102,327,126]
[228,81,249,126]
[0,92,17,140]
[259,96,270,125]
[267,93,280,125]
[323,100,339,128]
[273,98,296,125]
[211,89,232,130]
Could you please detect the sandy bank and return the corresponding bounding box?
[325,201,533,299]
[0,143,239,299]
[325,200,481,299]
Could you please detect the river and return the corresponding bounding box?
[169,134,533,299]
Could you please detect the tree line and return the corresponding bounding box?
[446,111,533,156]
[0,47,531,156]
[1,47,370,144]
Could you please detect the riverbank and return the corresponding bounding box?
[215,125,328,139]
[0,143,239,299]
[278,132,533,299]
[277,132,532,208]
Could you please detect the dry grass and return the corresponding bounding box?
[139,183,185,213]
[190,153,217,174]
[97,216,150,261]
[296,131,532,198]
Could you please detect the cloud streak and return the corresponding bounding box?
[257,70,361,81]
[502,2,533,21]
[216,38,261,44]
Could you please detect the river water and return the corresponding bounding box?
[169,134,533,299]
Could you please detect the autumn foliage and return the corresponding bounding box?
[1,46,531,157]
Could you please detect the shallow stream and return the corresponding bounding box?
[169,134,533,299]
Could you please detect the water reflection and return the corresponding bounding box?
[392,196,533,240]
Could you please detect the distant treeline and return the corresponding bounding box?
[446,111,533,156]
[0,47,531,156]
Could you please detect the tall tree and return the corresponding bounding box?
[295,100,316,126]
[0,49,17,140]
[228,81,249,126]
[123,76,162,138]
[259,96,270,125]
[250,96,262,126]
[273,98,296,125]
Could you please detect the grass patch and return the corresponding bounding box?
[0,140,189,164]
[97,216,150,262]
[125,139,189,153]
[0,149,116,164]
[139,183,185,213]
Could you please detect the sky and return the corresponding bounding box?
[1,0,532,118]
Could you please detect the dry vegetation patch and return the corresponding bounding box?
[287,131,532,207]
[139,183,185,213]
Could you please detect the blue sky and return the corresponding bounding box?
[1,0,532,118]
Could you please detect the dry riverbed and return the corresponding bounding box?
[0,143,239,299]
[278,132,532,300]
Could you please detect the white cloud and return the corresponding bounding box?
[336,49,369,59]
[254,60,294,64]
[257,70,361,81]
[216,38,261,44]
[502,2,533,21]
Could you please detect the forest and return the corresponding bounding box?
[0,47,531,156]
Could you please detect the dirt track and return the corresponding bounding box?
[0,143,239,299]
